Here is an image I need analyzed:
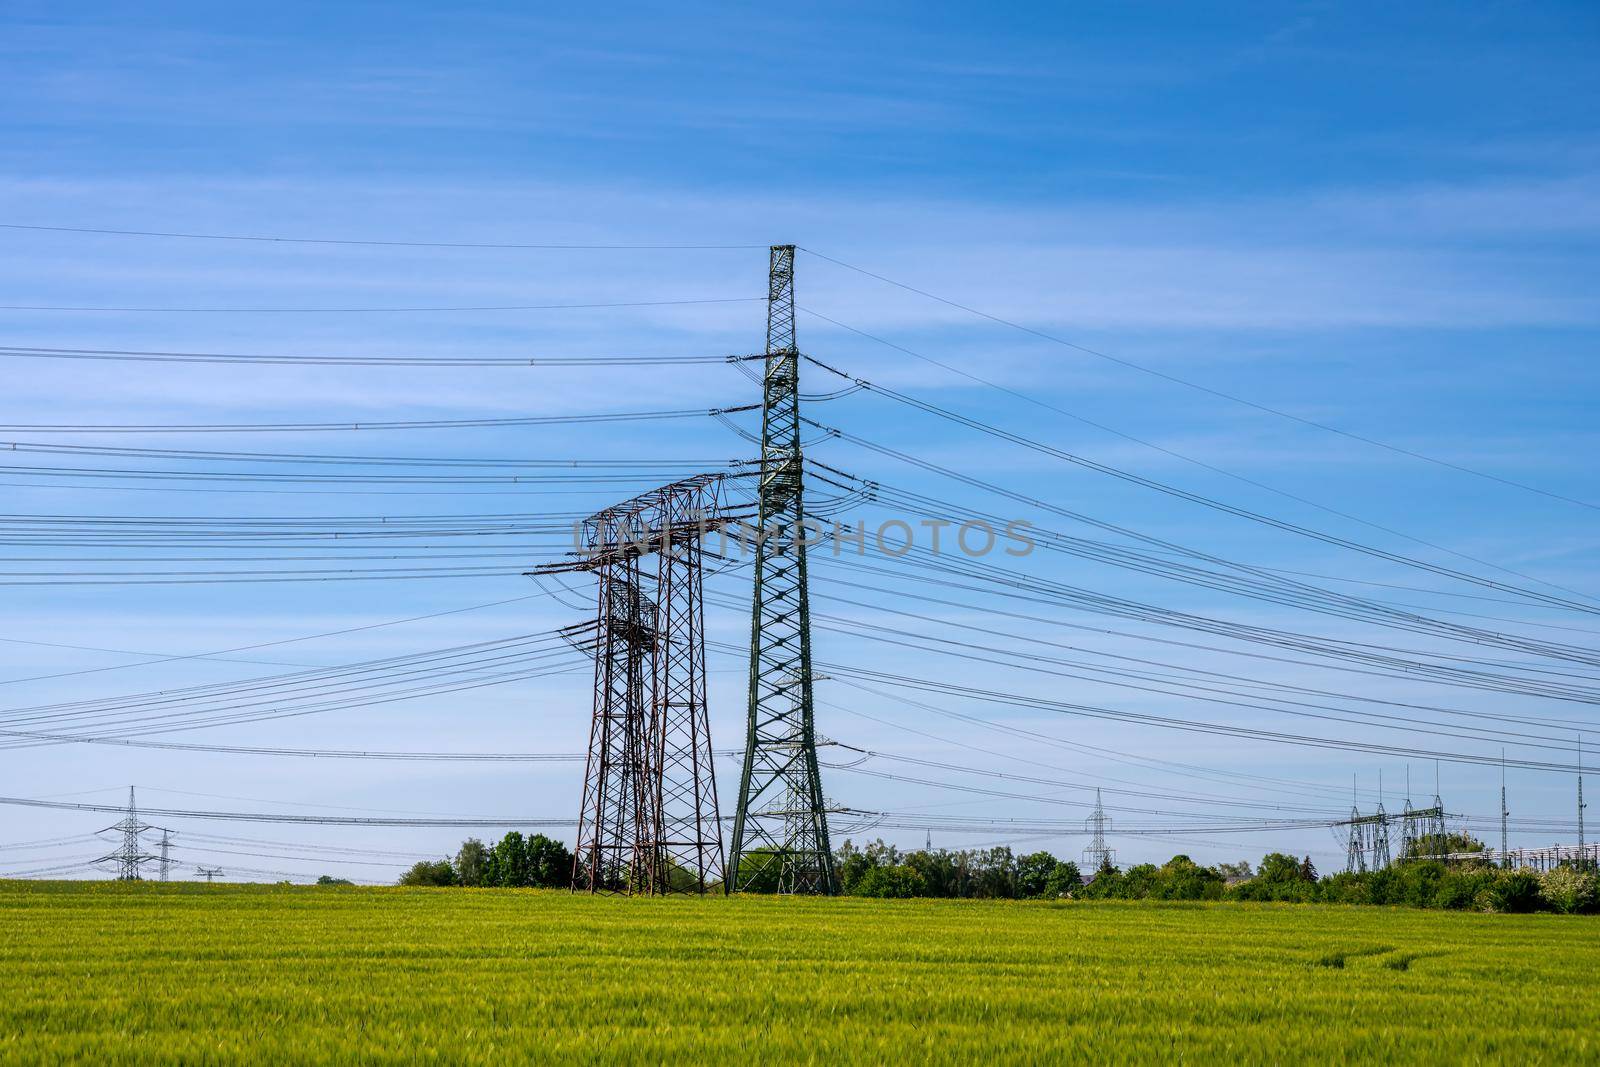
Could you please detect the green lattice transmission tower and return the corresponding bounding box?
[727,244,836,894]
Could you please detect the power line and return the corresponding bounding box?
[0,441,728,468]
[0,729,593,761]
[0,590,548,686]
[748,643,1600,773]
[0,344,741,367]
[141,784,512,819]
[0,833,100,851]
[838,478,1600,647]
[175,843,406,870]
[0,405,730,434]
[824,679,1360,806]
[808,547,1600,704]
[801,370,1600,616]
[0,794,577,827]
[796,472,1600,694]
[176,831,438,860]
[0,858,106,879]
[766,580,1600,754]
[826,478,1600,675]
[826,742,1344,819]
[0,639,587,740]
[0,464,725,486]
[798,246,1600,513]
[796,578,1600,737]
[797,305,1594,605]
[0,297,761,314]
[0,633,576,721]
[0,223,765,250]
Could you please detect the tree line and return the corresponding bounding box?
[832,835,1598,914]
[398,831,1598,914]
[398,832,573,888]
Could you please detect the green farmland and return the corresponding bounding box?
[1,881,1596,1064]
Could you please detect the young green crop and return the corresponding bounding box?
[1,881,1596,1063]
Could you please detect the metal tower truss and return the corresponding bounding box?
[1345,807,1368,874]
[1501,751,1511,866]
[574,563,658,893]
[1579,734,1587,856]
[1370,802,1392,869]
[158,829,174,882]
[1398,765,1447,861]
[1338,804,1438,870]
[1413,803,1446,859]
[95,786,161,881]
[728,244,838,895]
[536,474,731,894]
[650,482,725,893]
[1083,788,1115,871]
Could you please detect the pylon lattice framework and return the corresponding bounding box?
[728,245,837,895]
[1341,802,1445,872]
[1399,800,1446,860]
[95,786,161,881]
[1083,788,1115,870]
[539,475,730,894]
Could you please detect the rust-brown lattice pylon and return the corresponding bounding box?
[533,474,737,893]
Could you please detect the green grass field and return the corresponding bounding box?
[1,881,1596,1063]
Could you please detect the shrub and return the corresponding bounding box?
[834,840,880,895]
[903,849,960,897]
[1315,872,1370,906]
[397,860,456,887]
[1363,868,1399,906]
[852,865,926,899]
[1256,853,1303,885]
[1043,860,1083,898]
[1432,869,1494,910]
[1480,870,1542,913]
[1077,863,1123,900]
[1228,877,1315,903]
[1229,852,1318,903]
[1387,861,1446,908]
[524,834,574,888]
[1015,851,1061,898]
[1539,867,1598,915]
[1152,856,1224,901]
[1117,864,1161,899]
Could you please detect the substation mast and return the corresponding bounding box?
[727,245,837,894]
[1580,733,1587,856]
[1500,749,1509,864]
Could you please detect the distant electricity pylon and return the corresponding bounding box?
[1342,769,1445,871]
[1501,749,1510,865]
[1398,765,1446,861]
[727,245,837,895]
[1400,768,1417,859]
[1346,777,1367,874]
[1580,733,1587,856]
[158,829,174,882]
[1427,761,1446,857]
[195,866,224,883]
[1371,771,1391,868]
[94,786,161,881]
[1083,788,1115,870]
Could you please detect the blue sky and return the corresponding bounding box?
[0,2,1596,881]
